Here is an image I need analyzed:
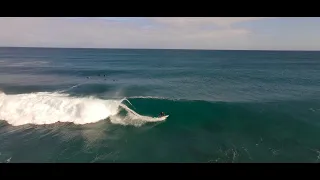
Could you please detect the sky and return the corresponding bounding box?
[0,17,320,50]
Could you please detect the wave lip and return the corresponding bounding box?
[0,92,166,126]
[128,96,181,101]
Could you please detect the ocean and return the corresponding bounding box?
[0,47,319,163]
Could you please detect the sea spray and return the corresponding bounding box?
[0,92,166,126]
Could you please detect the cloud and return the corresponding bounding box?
[151,17,270,28]
[0,17,269,49]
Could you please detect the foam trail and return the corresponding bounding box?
[123,99,134,108]
[109,103,167,127]
[0,92,166,126]
[56,83,85,93]
[129,96,166,100]
[121,104,167,122]
[128,96,180,101]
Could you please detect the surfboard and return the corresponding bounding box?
[157,115,169,120]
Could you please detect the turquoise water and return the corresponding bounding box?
[0,47,320,162]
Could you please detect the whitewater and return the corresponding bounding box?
[0,91,166,126]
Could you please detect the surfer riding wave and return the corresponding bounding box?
[0,91,169,127]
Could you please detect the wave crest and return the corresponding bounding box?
[0,92,166,126]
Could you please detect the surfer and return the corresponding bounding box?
[159,112,165,117]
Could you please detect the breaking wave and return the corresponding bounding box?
[0,91,167,127]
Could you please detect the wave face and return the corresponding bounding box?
[0,92,165,126]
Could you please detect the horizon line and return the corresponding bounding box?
[0,46,320,52]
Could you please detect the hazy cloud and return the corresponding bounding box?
[1,17,314,50]
[151,17,270,28]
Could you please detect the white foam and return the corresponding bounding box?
[0,92,166,126]
[109,104,167,127]
[56,83,85,93]
[129,96,167,99]
[4,61,49,67]
[128,96,181,101]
